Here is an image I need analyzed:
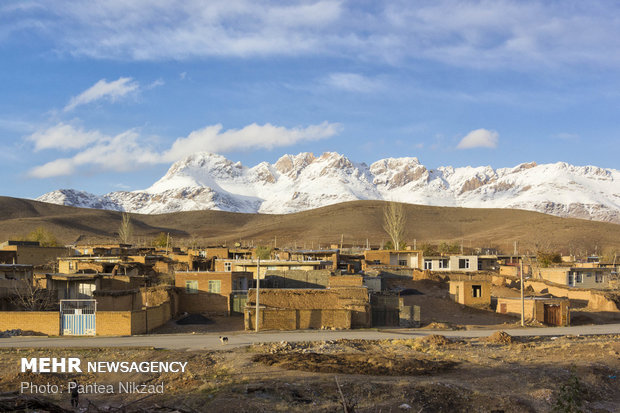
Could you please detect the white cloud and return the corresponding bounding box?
[4,1,620,69]
[27,121,340,178]
[64,77,139,111]
[27,122,104,151]
[163,122,341,162]
[325,73,382,93]
[457,129,499,149]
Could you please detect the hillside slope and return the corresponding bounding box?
[1,197,619,253]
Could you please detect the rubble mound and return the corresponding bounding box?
[419,334,451,346]
[176,314,214,325]
[484,331,514,344]
[252,353,456,376]
[423,322,453,330]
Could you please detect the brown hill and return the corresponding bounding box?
[0,196,618,254]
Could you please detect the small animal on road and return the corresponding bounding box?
[219,336,229,344]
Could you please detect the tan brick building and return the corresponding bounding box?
[175,271,252,314]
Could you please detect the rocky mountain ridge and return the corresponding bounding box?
[37,152,620,223]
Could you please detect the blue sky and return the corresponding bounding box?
[1,0,619,199]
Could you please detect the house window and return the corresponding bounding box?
[373,260,381,265]
[568,273,574,286]
[575,273,583,283]
[424,260,432,270]
[68,261,74,270]
[459,259,470,269]
[472,285,482,298]
[399,259,408,266]
[439,259,449,269]
[78,282,95,297]
[185,280,198,294]
[224,262,232,271]
[208,280,221,294]
[595,273,603,283]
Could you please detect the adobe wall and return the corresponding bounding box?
[496,298,536,320]
[246,287,370,328]
[0,311,59,335]
[524,280,619,312]
[264,270,332,288]
[496,297,570,326]
[130,302,172,334]
[10,246,72,266]
[499,265,519,277]
[244,307,351,330]
[329,275,363,287]
[177,291,229,315]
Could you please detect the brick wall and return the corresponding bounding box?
[96,311,132,336]
[0,311,59,335]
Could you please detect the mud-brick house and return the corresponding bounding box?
[496,297,570,326]
[0,240,73,266]
[175,271,253,315]
[39,273,146,300]
[0,264,33,297]
[244,287,371,330]
[363,249,423,271]
[448,279,491,307]
[279,249,340,271]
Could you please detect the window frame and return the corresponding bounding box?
[185,280,198,294]
[208,279,221,294]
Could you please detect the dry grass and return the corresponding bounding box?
[1,197,619,252]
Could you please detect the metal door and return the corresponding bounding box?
[61,299,96,335]
[231,293,248,314]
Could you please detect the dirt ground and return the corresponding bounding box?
[1,333,619,412]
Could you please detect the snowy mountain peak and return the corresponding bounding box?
[36,152,620,223]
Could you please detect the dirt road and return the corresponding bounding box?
[2,323,619,350]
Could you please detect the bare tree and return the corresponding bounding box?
[10,279,57,311]
[383,202,406,250]
[118,212,133,244]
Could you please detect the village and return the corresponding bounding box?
[1,227,619,337]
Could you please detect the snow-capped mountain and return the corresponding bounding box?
[36,152,620,223]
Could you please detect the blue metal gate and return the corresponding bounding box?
[60,299,96,336]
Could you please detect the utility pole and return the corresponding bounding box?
[165,233,170,255]
[340,234,344,250]
[520,257,525,327]
[255,257,260,333]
